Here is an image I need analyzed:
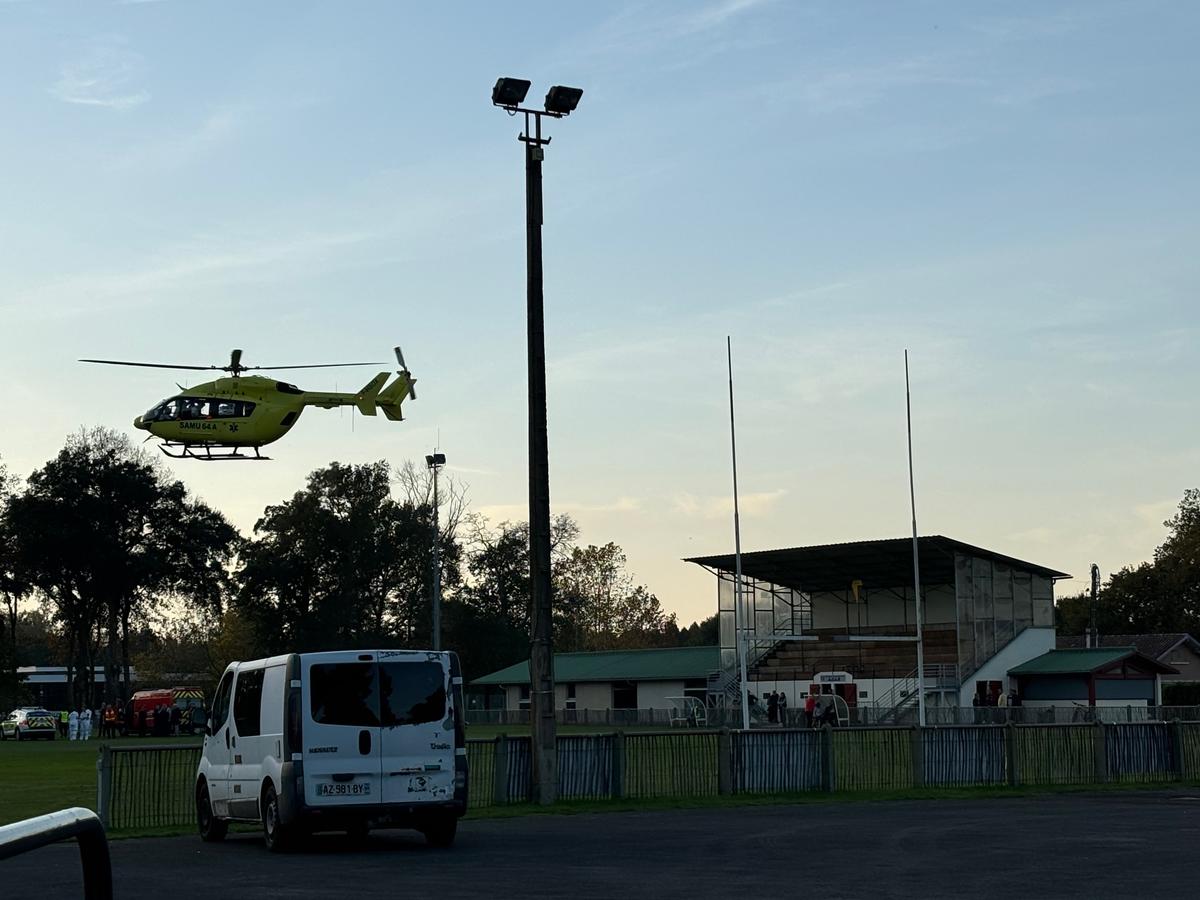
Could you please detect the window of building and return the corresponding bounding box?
[612,681,637,710]
[518,685,530,710]
[565,683,577,710]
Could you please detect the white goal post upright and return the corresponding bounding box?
[727,337,751,730]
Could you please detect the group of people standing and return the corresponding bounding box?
[53,701,184,739]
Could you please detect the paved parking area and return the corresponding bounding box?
[5,791,1200,899]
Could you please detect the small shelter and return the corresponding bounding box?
[1008,648,1177,708]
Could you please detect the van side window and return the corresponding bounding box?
[211,671,234,728]
[233,669,265,737]
[379,662,446,727]
[310,663,379,726]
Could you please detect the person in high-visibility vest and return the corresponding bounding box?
[103,704,117,739]
[58,709,69,738]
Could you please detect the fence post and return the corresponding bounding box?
[717,729,733,796]
[95,745,113,829]
[910,726,924,789]
[1092,720,1108,784]
[1170,719,1184,782]
[1005,722,1019,787]
[492,735,509,806]
[822,725,835,793]
[610,731,625,800]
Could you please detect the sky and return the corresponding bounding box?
[1,1,1197,627]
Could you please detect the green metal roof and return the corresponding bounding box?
[1008,647,1176,676]
[472,646,721,686]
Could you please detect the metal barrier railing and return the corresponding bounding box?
[97,744,201,830]
[0,807,112,900]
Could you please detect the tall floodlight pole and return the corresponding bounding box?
[426,452,446,651]
[904,350,927,728]
[727,338,751,730]
[493,77,584,805]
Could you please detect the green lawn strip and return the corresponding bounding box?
[0,736,199,827]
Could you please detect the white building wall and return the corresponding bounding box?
[958,626,1056,706]
[504,685,522,710]
[575,683,611,710]
[636,681,687,709]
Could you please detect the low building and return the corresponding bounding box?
[1008,648,1177,708]
[1057,633,1200,693]
[472,646,720,711]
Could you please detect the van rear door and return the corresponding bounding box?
[301,652,383,810]
[378,651,455,805]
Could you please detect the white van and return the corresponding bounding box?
[194,649,467,851]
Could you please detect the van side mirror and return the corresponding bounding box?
[205,718,214,737]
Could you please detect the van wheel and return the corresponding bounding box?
[422,816,457,848]
[261,784,294,852]
[196,782,227,842]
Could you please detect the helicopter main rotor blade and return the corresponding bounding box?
[79,359,218,371]
[242,362,384,371]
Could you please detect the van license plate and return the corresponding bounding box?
[318,783,371,797]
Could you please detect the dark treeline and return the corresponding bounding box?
[0,429,716,710]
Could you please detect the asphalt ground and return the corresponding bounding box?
[5,790,1200,899]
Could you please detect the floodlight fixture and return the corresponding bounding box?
[492,77,531,108]
[544,85,583,115]
[425,452,446,468]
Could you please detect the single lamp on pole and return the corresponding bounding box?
[492,76,583,806]
[426,452,446,652]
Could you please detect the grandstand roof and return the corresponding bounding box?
[686,535,1070,594]
[472,646,721,686]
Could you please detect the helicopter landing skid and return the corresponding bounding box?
[158,441,271,461]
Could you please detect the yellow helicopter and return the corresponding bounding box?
[79,347,416,461]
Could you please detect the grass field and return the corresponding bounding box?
[0,735,199,827]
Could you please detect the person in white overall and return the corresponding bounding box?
[68,708,80,741]
[80,707,93,740]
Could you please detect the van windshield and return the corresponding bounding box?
[380,662,446,727]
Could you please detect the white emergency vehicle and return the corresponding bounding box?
[194,649,467,851]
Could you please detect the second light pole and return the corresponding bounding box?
[492,76,583,805]
[426,451,446,651]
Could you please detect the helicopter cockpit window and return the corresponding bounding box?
[145,399,180,422]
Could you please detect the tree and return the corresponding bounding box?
[236,460,461,652]
[0,455,24,708]
[1056,489,1200,636]
[677,614,719,647]
[6,428,239,707]
[554,542,676,651]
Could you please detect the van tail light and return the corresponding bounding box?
[287,691,302,754]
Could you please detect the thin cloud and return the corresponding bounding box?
[674,489,786,520]
[51,38,150,110]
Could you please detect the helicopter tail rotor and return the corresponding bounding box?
[393,346,417,400]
